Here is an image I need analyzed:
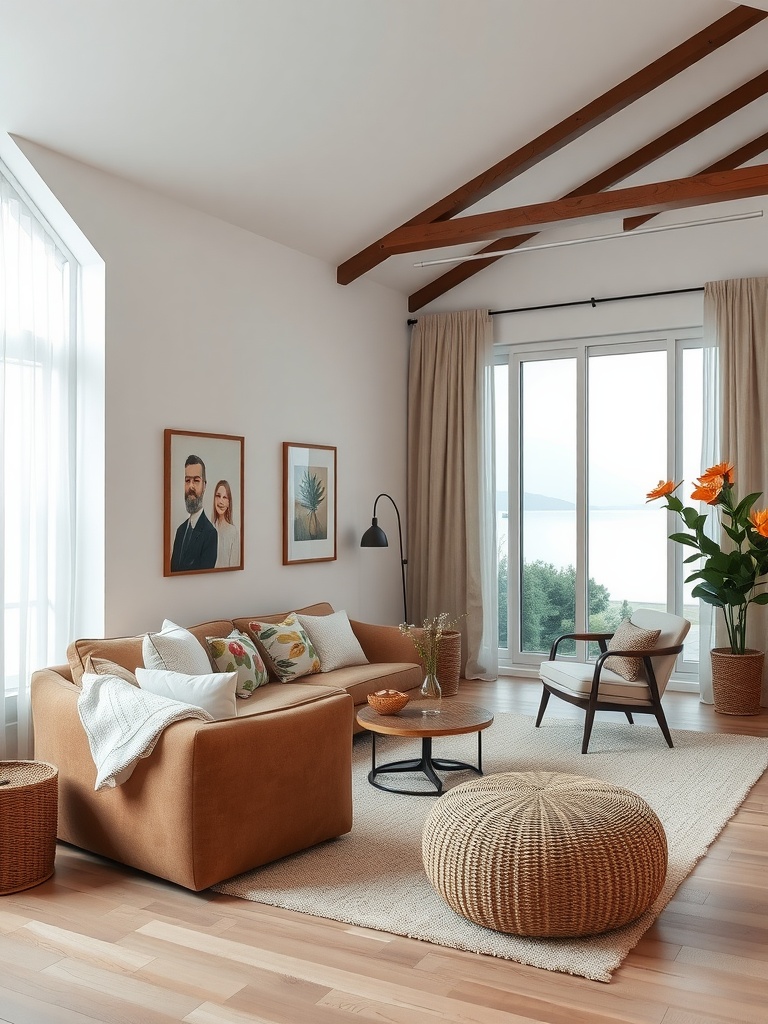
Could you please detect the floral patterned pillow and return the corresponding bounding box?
[206,629,269,697]
[247,613,321,681]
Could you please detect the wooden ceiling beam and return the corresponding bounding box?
[337,5,767,286]
[409,71,768,311]
[383,164,768,254]
[623,131,768,230]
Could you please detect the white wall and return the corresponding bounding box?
[18,141,410,639]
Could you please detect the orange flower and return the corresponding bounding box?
[700,462,734,485]
[750,508,768,538]
[691,477,723,504]
[645,479,678,502]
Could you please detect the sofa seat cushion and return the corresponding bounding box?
[303,662,422,704]
[539,659,653,705]
[235,680,348,718]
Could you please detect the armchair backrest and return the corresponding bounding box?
[631,608,691,695]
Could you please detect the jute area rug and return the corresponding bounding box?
[213,712,768,982]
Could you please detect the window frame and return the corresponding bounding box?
[497,327,704,686]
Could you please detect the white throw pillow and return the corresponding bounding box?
[135,667,238,720]
[297,610,368,672]
[142,619,212,674]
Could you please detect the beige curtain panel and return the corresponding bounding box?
[704,276,768,706]
[407,309,497,680]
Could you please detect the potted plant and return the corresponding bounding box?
[647,462,768,714]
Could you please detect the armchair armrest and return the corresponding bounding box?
[590,643,685,701]
[548,632,614,660]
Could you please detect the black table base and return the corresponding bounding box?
[368,732,484,796]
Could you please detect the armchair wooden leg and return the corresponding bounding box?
[582,705,597,754]
[535,687,550,728]
[625,711,634,724]
[654,705,674,748]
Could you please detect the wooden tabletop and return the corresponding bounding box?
[356,701,494,738]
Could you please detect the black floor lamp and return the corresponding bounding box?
[360,492,408,624]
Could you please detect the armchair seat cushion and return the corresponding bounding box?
[539,659,653,705]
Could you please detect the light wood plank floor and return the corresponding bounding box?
[1,680,766,1024]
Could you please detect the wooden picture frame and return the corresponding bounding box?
[164,429,244,576]
[283,442,337,565]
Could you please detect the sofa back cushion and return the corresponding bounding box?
[67,618,234,686]
[66,609,334,688]
[231,602,333,634]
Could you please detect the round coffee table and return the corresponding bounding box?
[355,702,494,796]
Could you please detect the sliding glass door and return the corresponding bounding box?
[497,329,705,678]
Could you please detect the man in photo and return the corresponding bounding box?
[170,454,218,572]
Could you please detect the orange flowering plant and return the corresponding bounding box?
[647,462,768,654]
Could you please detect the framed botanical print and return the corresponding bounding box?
[164,429,244,576]
[282,442,337,564]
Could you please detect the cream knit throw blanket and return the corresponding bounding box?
[77,673,213,790]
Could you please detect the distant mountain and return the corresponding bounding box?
[524,492,576,511]
[496,491,576,512]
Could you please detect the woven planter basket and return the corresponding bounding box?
[436,630,461,697]
[422,771,667,938]
[0,761,58,895]
[710,648,764,716]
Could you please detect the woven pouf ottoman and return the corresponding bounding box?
[422,770,667,937]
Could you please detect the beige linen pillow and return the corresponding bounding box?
[297,610,368,672]
[603,619,661,682]
[84,655,139,687]
[142,619,212,674]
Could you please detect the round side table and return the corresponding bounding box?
[0,760,59,895]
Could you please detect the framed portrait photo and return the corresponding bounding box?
[283,442,337,565]
[164,429,244,576]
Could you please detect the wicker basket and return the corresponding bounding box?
[436,630,461,697]
[367,690,410,715]
[0,760,58,895]
[710,648,764,715]
[423,771,667,938]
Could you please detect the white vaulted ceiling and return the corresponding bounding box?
[2,1,767,306]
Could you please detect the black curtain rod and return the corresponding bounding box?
[406,286,704,325]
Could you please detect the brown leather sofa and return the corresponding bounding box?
[30,602,422,891]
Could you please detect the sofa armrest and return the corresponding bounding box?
[31,666,354,890]
[349,619,421,666]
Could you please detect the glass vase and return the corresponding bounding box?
[420,671,441,714]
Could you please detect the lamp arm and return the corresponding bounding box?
[372,493,408,624]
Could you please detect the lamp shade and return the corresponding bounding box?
[360,518,388,547]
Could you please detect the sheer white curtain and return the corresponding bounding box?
[407,310,498,680]
[1,168,78,757]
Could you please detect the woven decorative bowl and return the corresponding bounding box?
[367,689,410,715]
